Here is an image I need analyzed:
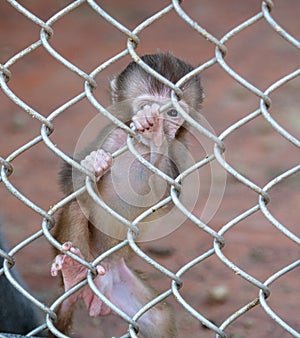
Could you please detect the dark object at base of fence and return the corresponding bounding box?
[0,335,42,338]
[0,226,42,335]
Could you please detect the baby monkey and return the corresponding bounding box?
[51,52,203,337]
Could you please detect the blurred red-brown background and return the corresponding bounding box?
[0,1,299,337]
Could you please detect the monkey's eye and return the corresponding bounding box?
[167,109,179,117]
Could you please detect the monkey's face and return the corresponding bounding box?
[131,95,187,149]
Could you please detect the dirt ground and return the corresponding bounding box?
[0,1,299,337]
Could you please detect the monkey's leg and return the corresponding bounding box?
[51,242,106,288]
[51,241,111,317]
[52,242,172,337]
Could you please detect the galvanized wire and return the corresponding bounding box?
[0,1,299,337]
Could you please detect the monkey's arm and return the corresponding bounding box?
[59,127,127,195]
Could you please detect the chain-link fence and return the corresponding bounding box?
[0,0,299,337]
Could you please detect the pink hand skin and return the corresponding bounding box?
[132,103,164,148]
[80,149,113,181]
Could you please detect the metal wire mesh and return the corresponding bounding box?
[0,0,299,337]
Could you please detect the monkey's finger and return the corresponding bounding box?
[62,241,73,251]
[94,150,113,176]
[144,104,160,129]
[133,108,157,131]
[96,149,113,165]
[132,118,144,131]
[81,151,98,172]
[132,113,148,131]
[143,103,160,123]
[96,265,106,276]
[51,254,66,276]
[81,149,112,179]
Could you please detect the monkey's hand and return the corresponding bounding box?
[80,149,113,182]
[51,242,110,316]
[132,103,164,148]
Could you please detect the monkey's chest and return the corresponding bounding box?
[86,152,176,240]
[103,153,172,211]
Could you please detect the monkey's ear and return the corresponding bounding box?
[110,77,118,103]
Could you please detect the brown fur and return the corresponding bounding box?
[52,52,202,337]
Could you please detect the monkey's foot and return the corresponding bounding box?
[51,242,110,316]
[81,149,113,181]
[51,242,106,291]
[132,103,164,147]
